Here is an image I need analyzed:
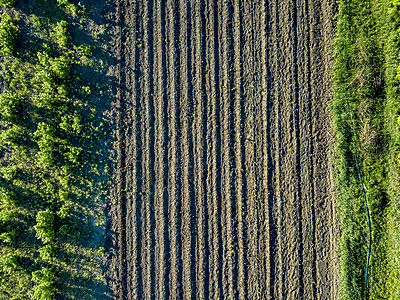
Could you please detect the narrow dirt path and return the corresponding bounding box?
[108,0,339,299]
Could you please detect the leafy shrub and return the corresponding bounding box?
[390,0,400,23]
[0,0,106,296]
[0,92,21,124]
[0,165,18,180]
[50,55,71,80]
[0,125,23,145]
[33,68,52,86]
[75,44,92,57]
[32,267,56,300]
[35,146,55,167]
[41,81,56,94]
[59,112,83,134]
[0,252,19,274]
[56,0,80,16]
[0,14,18,56]
[57,84,68,97]
[59,115,71,132]
[53,20,69,48]
[0,227,17,243]
[35,52,71,82]
[33,92,57,109]
[57,202,72,219]
[39,244,56,261]
[81,85,91,96]
[72,113,83,134]
[0,209,18,223]
[59,224,69,234]
[0,0,18,8]
[34,123,56,167]
[34,209,54,244]
[0,189,18,238]
[57,165,72,187]
[30,14,41,30]
[34,122,55,142]
[58,189,68,202]
[32,52,71,108]
[65,3,79,16]
[57,190,73,218]
[65,146,81,164]
[0,188,17,207]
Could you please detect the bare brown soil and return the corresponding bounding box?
[107,0,339,298]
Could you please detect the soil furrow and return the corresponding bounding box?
[261,1,277,299]
[204,1,216,298]
[179,0,197,298]
[154,0,170,299]
[193,0,210,298]
[305,0,317,299]
[241,0,256,296]
[291,0,305,297]
[226,1,238,298]
[137,3,147,298]
[208,1,223,298]
[259,0,271,297]
[132,0,144,296]
[309,0,339,298]
[249,0,267,297]
[302,0,317,297]
[219,0,228,296]
[116,1,127,298]
[297,0,315,297]
[220,0,236,298]
[270,0,284,297]
[119,1,144,299]
[144,2,156,299]
[278,0,301,297]
[137,2,147,297]
[323,2,339,297]
[187,3,198,297]
[232,1,248,298]
[167,0,183,298]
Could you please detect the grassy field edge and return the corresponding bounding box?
[333,0,400,298]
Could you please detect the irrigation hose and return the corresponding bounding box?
[343,0,372,299]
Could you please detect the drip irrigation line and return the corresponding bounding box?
[343,0,372,299]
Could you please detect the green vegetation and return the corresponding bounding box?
[0,0,110,298]
[0,0,18,7]
[334,0,400,298]
[0,13,18,56]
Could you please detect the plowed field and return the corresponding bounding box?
[107,0,339,298]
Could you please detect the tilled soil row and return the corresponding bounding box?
[108,0,339,299]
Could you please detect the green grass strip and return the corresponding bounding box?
[334,0,400,298]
